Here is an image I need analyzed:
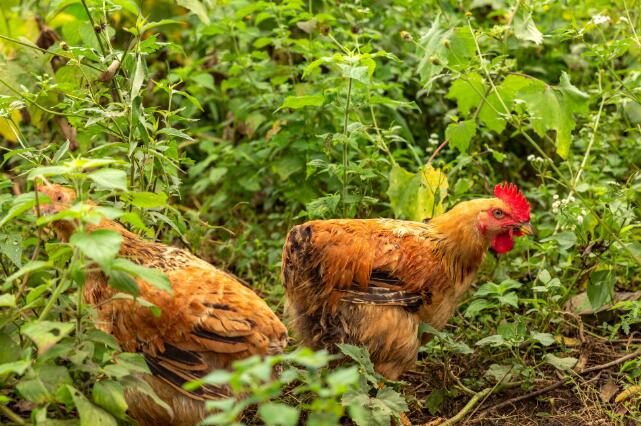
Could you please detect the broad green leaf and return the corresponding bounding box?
[530,332,555,346]
[157,127,194,141]
[27,166,72,180]
[67,385,117,426]
[70,230,122,268]
[112,258,172,294]
[278,95,324,110]
[108,271,140,296]
[88,168,127,191]
[484,364,513,383]
[387,164,448,222]
[0,193,38,228]
[0,332,20,365]
[418,19,476,87]
[3,260,52,287]
[0,233,22,267]
[476,334,507,347]
[543,353,577,371]
[0,294,16,307]
[337,64,369,84]
[513,7,543,44]
[22,321,75,354]
[446,72,486,116]
[92,380,128,420]
[464,299,493,317]
[177,0,210,24]
[588,268,615,309]
[113,0,140,15]
[0,360,30,376]
[445,120,476,153]
[129,191,168,208]
[426,389,445,415]
[111,293,161,317]
[258,403,299,426]
[326,366,359,393]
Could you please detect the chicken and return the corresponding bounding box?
[281,183,532,379]
[37,184,288,426]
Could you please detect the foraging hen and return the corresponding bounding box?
[37,184,288,426]
[282,183,532,379]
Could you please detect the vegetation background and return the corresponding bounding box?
[0,0,640,424]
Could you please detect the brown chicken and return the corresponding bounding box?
[282,183,532,379]
[37,184,288,426]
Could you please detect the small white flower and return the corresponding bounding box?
[552,207,559,214]
[430,133,438,139]
[577,215,584,224]
[591,14,611,25]
[527,154,535,161]
[568,195,576,202]
[580,209,587,215]
[618,16,629,24]
[553,194,559,200]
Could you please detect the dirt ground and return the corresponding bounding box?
[403,338,641,426]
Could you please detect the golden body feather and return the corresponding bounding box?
[282,198,520,379]
[38,185,288,426]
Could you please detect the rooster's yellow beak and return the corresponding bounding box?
[519,222,534,236]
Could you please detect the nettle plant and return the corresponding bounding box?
[191,345,407,426]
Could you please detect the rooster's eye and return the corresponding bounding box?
[56,195,63,201]
[493,209,504,219]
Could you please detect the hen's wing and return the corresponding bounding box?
[282,219,439,313]
[106,259,288,400]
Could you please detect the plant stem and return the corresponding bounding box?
[342,77,353,216]
[0,405,25,425]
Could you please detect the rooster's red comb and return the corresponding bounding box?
[494,183,530,222]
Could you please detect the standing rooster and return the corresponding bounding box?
[37,184,288,426]
[282,183,532,379]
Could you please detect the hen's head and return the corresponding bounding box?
[36,183,77,215]
[36,184,79,241]
[475,183,533,254]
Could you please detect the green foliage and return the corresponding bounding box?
[0,0,640,423]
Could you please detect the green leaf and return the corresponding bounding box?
[513,7,543,44]
[112,258,172,294]
[588,268,615,309]
[476,334,507,347]
[67,385,118,426]
[157,127,194,141]
[417,20,476,88]
[70,230,122,268]
[107,271,140,296]
[543,354,577,371]
[22,321,75,354]
[278,95,324,110]
[258,403,299,426]
[3,260,52,287]
[425,389,445,415]
[177,0,210,24]
[530,332,555,346]
[88,168,127,191]
[446,72,486,116]
[484,364,513,383]
[129,191,168,208]
[387,164,448,222]
[0,193,38,228]
[445,120,477,153]
[0,233,23,267]
[464,299,494,317]
[0,294,16,307]
[130,55,145,100]
[92,380,128,420]
[0,360,30,376]
[326,366,359,393]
